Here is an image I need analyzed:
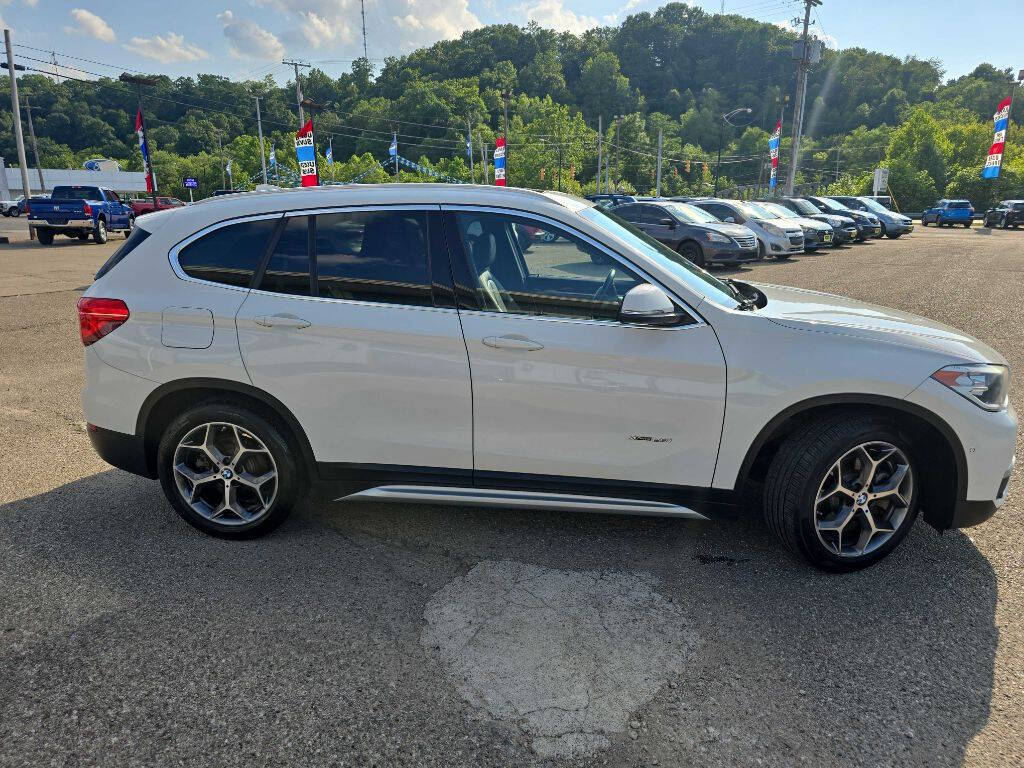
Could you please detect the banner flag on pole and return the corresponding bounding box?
[326,140,333,165]
[466,131,473,159]
[269,146,277,166]
[389,135,398,157]
[294,118,318,187]
[768,119,782,190]
[135,108,156,193]
[493,136,507,186]
[982,96,1012,179]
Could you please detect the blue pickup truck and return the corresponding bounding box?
[27,185,135,245]
[921,199,974,228]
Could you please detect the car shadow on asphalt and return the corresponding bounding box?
[0,469,999,767]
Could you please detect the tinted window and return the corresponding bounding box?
[52,186,103,201]
[614,204,640,222]
[259,216,311,296]
[949,201,972,209]
[315,210,432,306]
[454,211,644,321]
[178,217,277,287]
[701,203,736,221]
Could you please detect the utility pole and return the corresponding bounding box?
[3,30,31,201]
[613,115,620,192]
[393,130,399,177]
[596,116,603,194]
[784,0,821,196]
[834,145,840,182]
[480,141,489,184]
[22,96,44,192]
[467,116,475,182]
[217,133,225,189]
[360,0,368,60]
[283,59,311,126]
[254,95,268,184]
[655,127,663,197]
[556,133,564,192]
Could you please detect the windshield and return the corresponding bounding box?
[758,202,797,218]
[740,201,779,219]
[664,202,719,224]
[578,205,739,307]
[790,198,821,215]
[857,197,892,214]
[813,197,850,213]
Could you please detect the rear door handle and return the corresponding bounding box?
[482,334,544,351]
[254,313,311,329]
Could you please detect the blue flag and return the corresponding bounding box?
[269,147,277,166]
[326,141,333,165]
[389,134,398,157]
[466,132,473,159]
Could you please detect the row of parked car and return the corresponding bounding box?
[584,193,914,268]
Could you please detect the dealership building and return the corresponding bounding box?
[1,161,149,198]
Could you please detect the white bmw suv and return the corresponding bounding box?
[79,184,1016,570]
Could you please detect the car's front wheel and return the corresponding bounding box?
[763,414,919,571]
[677,240,705,267]
[157,403,301,538]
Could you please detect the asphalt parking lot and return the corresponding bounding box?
[1,221,1022,767]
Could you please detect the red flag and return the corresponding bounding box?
[134,108,143,132]
[296,119,313,138]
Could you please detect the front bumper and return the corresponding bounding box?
[706,242,759,264]
[951,457,1013,527]
[854,223,881,239]
[803,229,833,248]
[887,220,914,235]
[834,226,858,243]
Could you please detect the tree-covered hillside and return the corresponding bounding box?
[5,3,1021,209]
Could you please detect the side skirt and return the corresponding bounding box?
[318,463,742,521]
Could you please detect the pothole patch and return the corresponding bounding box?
[422,560,694,758]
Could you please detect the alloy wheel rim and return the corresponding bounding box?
[813,441,913,558]
[172,422,278,526]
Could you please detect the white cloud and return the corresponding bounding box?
[123,32,210,64]
[219,10,285,60]
[602,0,646,26]
[253,0,481,56]
[513,0,599,32]
[65,8,116,43]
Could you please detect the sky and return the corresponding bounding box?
[3,0,1020,84]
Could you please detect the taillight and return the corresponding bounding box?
[83,202,92,216]
[77,297,129,346]
[23,202,29,214]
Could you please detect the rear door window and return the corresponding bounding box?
[314,209,433,306]
[259,215,311,296]
[177,217,278,287]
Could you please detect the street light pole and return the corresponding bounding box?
[253,94,268,184]
[713,107,751,196]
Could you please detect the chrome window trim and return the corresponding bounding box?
[440,203,706,328]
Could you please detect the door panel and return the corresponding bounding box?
[236,207,472,470]
[445,207,727,487]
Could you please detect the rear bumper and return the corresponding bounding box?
[87,423,155,478]
[30,218,93,230]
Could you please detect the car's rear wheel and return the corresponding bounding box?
[763,414,919,571]
[36,227,54,245]
[92,218,108,244]
[677,240,705,267]
[887,232,902,239]
[157,403,300,538]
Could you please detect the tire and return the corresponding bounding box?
[963,221,971,228]
[757,239,766,260]
[157,402,301,538]
[36,228,54,245]
[92,218,108,244]
[126,215,135,236]
[886,233,902,239]
[677,240,705,267]
[1001,217,1009,230]
[879,222,888,236]
[763,413,920,571]
[920,218,928,227]
[9,207,19,217]
[77,232,90,241]
[540,231,556,243]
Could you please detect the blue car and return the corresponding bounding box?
[922,199,974,228]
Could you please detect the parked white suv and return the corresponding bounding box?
[79,185,1016,570]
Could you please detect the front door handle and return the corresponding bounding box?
[254,313,311,329]
[482,334,544,351]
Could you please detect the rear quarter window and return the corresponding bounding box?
[177,217,279,287]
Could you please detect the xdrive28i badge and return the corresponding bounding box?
[629,435,673,443]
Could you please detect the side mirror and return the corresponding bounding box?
[658,217,675,227]
[618,284,684,327]
[723,216,735,223]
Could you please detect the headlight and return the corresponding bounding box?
[704,231,731,243]
[761,222,784,236]
[931,364,1009,411]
